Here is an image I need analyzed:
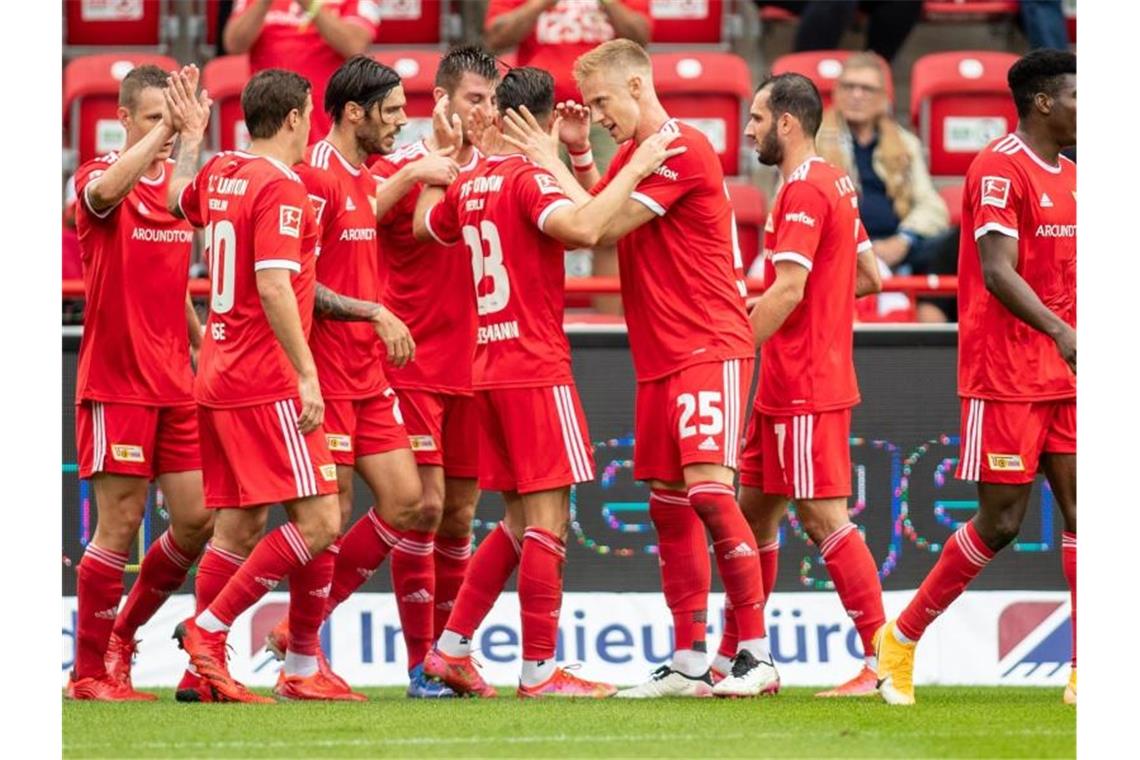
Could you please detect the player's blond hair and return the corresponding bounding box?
[573,39,652,86]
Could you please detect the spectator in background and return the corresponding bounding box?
[759,1,922,63]
[223,0,381,142]
[1020,0,1070,50]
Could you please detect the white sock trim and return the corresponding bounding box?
[195,609,229,633]
[284,651,319,677]
[738,637,771,662]
[438,629,471,657]
[671,649,708,677]
[520,658,556,687]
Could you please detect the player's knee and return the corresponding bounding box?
[171,509,214,553]
[295,503,340,555]
[986,513,1022,550]
[438,501,476,537]
[93,514,143,553]
[799,509,845,546]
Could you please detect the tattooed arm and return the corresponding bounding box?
[314,284,416,368]
[164,65,213,218]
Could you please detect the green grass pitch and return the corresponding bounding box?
[63,686,1074,758]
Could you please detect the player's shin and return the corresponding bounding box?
[433,535,472,638]
[518,527,566,687]
[438,523,520,656]
[74,544,129,680]
[324,508,400,616]
[818,522,885,660]
[285,548,336,676]
[649,489,713,676]
[390,530,437,669]
[113,530,196,641]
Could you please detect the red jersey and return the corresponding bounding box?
[759,157,870,415]
[296,140,386,400]
[74,154,195,406]
[231,0,382,142]
[484,0,652,104]
[178,151,321,408]
[597,119,753,381]
[958,134,1076,401]
[371,140,481,395]
[423,154,575,390]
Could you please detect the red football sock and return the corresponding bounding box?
[113,530,196,641]
[718,539,779,659]
[518,527,565,662]
[288,547,336,656]
[819,523,885,656]
[433,535,472,639]
[446,523,520,639]
[325,509,399,617]
[194,542,245,614]
[897,520,995,641]
[390,529,436,669]
[688,482,765,640]
[1062,531,1076,667]
[74,543,128,680]
[649,489,710,653]
[205,523,312,628]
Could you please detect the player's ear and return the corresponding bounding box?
[628,74,642,100]
[117,105,131,130]
[432,86,448,104]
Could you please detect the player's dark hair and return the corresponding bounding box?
[1008,49,1076,118]
[435,44,500,95]
[756,72,824,138]
[325,55,402,123]
[496,67,554,118]
[242,69,312,140]
[119,65,169,112]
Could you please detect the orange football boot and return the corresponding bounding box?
[423,647,498,697]
[274,670,367,701]
[66,672,155,701]
[516,667,617,699]
[815,665,879,697]
[173,617,275,704]
[103,633,157,701]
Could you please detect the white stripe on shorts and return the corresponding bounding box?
[553,385,594,483]
[275,400,316,498]
[92,402,106,473]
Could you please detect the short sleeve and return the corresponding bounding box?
[345,0,382,36]
[423,184,462,246]
[855,205,872,255]
[177,159,212,229]
[969,153,1022,241]
[252,178,307,273]
[628,142,701,217]
[770,181,831,271]
[516,167,574,234]
[74,157,117,220]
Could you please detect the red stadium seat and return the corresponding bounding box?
[726,181,766,274]
[202,54,252,153]
[64,53,179,166]
[374,0,449,45]
[771,50,894,109]
[652,52,752,176]
[64,0,170,51]
[910,51,1018,177]
[373,50,444,149]
[648,0,726,45]
[923,1,1019,20]
[938,182,964,228]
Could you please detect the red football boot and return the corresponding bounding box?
[173,617,275,704]
[423,647,497,698]
[263,619,355,694]
[273,670,367,701]
[104,633,157,701]
[66,672,155,702]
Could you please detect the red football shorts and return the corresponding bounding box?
[395,388,480,478]
[322,388,410,467]
[633,359,753,483]
[198,399,338,509]
[76,401,201,479]
[956,397,1076,484]
[738,407,853,499]
[477,383,595,494]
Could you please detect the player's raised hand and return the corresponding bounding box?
[466,107,499,155]
[628,131,686,180]
[411,149,460,187]
[296,372,325,434]
[1054,323,1076,373]
[165,65,212,140]
[501,105,561,166]
[555,100,592,151]
[431,94,464,154]
[373,306,416,368]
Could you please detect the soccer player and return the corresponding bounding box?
[510,39,770,697]
[165,68,343,703]
[414,67,682,698]
[877,49,1076,707]
[368,45,499,692]
[67,64,215,701]
[720,73,886,698]
[259,55,462,699]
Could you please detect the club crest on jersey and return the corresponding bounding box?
[110,444,145,463]
[534,173,562,195]
[325,434,352,451]
[279,205,303,237]
[307,194,327,223]
[987,453,1025,471]
[981,176,1011,209]
[409,435,438,452]
[319,464,338,481]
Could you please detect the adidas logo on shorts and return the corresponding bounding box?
[698,436,720,452]
[401,588,433,603]
[723,542,756,560]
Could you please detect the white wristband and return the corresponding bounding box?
[569,148,595,169]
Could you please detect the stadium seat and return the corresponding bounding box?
[652,52,752,177]
[191,0,223,58]
[726,181,766,274]
[64,53,179,167]
[910,51,1018,177]
[771,50,894,109]
[648,0,726,45]
[922,1,1019,21]
[373,50,444,149]
[938,182,964,228]
[202,54,251,153]
[374,0,451,46]
[64,0,172,53]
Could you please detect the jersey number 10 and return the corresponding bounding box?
[204,219,237,315]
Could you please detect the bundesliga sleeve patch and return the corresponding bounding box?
[279,205,303,238]
[980,176,1011,209]
[534,173,562,196]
